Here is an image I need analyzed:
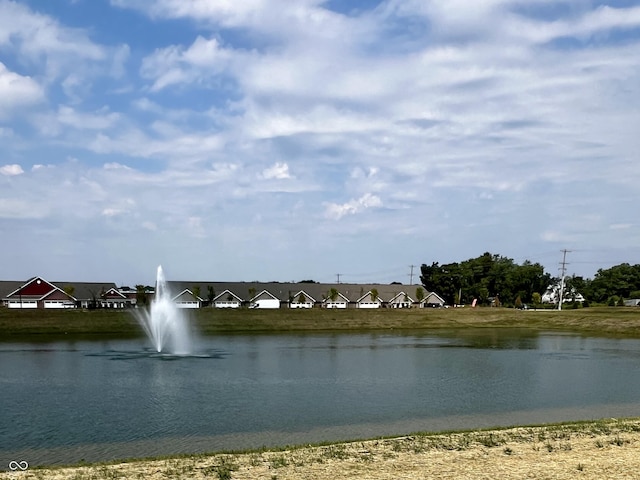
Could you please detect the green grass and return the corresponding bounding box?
[1,306,640,340]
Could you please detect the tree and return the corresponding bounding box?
[415,287,425,303]
[207,286,215,304]
[62,285,76,307]
[532,292,542,306]
[328,288,339,302]
[587,263,640,303]
[370,288,379,302]
[135,285,149,307]
[420,253,550,306]
[514,295,523,309]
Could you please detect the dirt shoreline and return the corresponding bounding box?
[4,419,640,479]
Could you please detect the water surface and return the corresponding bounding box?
[1,330,640,467]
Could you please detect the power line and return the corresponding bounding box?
[558,249,572,311]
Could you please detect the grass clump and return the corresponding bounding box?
[268,455,290,469]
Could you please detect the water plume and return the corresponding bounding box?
[134,266,192,355]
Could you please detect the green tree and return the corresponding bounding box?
[587,263,640,303]
[420,253,550,306]
[415,287,425,303]
[370,288,379,302]
[532,292,542,306]
[135,285,148,307]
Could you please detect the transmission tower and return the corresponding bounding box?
[557,249,571,310]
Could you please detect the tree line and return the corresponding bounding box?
[420,252,640,306]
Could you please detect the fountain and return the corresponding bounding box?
[134,266,193,355]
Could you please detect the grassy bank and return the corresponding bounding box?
[1,306,640,339]
[4,418,640,479]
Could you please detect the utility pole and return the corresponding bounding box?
[558,249,571,310]
[408,265,415,285]
[336,273,342,284]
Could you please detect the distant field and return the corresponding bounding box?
[1,306,640,339]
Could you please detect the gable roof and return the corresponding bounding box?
[213,289,243,302]
[388,292,414,303]
[103,287,127,299]
[356,290,384,303]
[422,291,445,304]
[164,280,439,304]
[250,289,279,302]
[323,291,349,303]
[173,289,203,302]
[5,277,76,301]
[68,282,118,301]
[291,290,316,303]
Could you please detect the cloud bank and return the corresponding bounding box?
[0,0,639,283]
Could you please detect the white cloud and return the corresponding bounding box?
[261,162,291,180]
[0,198,47,218]
[141,36,234,91]
[0,164,24,176]
[0,62,43,115]
[142,221,158,231]
[1,0,639,282]
[57,105,121,130]
[610,223,632,231]
[102,208,122,217]
[325,193,382,220]
[186,216,206,238]
[0,0,105,62]
[103,162,131,171]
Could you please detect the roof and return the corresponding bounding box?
[2,277,438,305]
[52,282,118,301]
[212,289,243,302]
[0,280,27,300]
[164,281,433,303]
[1,279,117,301]
[173,289,203,302]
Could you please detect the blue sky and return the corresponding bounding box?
[1,0,639,285]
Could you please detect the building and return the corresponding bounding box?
[0,277,118,309]
[1,276,445,310]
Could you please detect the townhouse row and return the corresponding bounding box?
[0,276,445,310]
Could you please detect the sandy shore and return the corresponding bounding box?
[3,418,640,479]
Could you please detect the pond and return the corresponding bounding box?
[2,330,640,467]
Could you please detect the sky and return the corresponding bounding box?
[1,0,639,286]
